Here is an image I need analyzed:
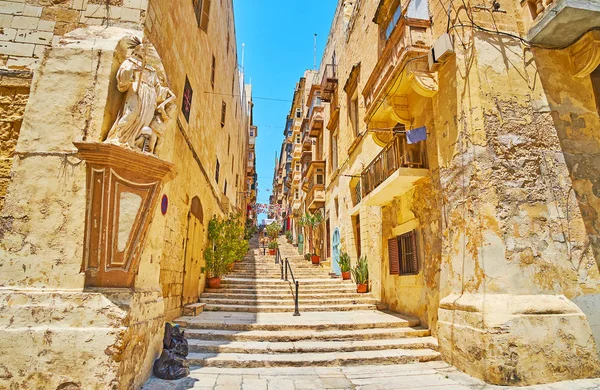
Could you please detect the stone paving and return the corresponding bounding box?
[143,361,600,390]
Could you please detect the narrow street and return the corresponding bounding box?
[143,238,600,389]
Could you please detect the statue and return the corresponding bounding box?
[106,37,175,154]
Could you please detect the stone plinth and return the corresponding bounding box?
[0,27,173,389]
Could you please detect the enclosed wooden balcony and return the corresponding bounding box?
[305,161,326,211]
[292,143,302,159]
[320,64,337,102]
[308,104,325,137]
[359,134,428,206]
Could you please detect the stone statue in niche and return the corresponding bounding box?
[106,37,175,154]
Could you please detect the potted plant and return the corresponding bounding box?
[338,251,351,280]
[203,213,249,289]
[351,255,369,293]
[300,211,324,264]
[304,253,312,262]
[265,222,280,242]
[268,241,278,255]
[285,230,293,243]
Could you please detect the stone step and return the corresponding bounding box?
[203,287,361,294]
[183,326,431,342]
[199,292,364,299]
[186,348,441,367]
[220,279,354,285]
[187,337,438,354]
[199,297,379,306]
[202,303,378,313]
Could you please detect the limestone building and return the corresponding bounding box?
[0,0,252,388]
[272,0,600,385]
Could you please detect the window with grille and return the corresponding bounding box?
[221,101,226,127]
[388,230,419,275]
[193,0,211,32]
[224,180,227,196]
[215,158,220,183]
[210,56,215,89]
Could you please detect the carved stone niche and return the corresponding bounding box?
[75,142,173,288]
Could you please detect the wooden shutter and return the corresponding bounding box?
[388,237,399,275]
[409,230,418,273]
[200,0,211,31]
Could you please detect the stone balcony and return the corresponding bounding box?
[525,0,600,46]
[362,17,432,122]
[357,135,428,207]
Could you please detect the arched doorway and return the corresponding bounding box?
[182,196,204,306]
[332,227,341,275]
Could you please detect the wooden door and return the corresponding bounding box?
[182,197,204,306]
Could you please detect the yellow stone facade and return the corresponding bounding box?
[271,0,600,385]
[0,0,252,388]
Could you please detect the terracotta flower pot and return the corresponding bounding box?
[207,277,221,289]
[341,271,351,280]
[269,249,276,255]
[356,283,368,293]
[311,255,320,265]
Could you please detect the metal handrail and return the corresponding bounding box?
[283,257,300,316]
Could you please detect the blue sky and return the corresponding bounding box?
[233,0,337,223]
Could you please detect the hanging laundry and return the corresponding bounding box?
[406,126,427,144]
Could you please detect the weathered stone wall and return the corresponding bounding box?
[0,27,165,389]
[146,0,249,320]
[0,68,30,213]
[320,0,387,284]
[0,0,147,68]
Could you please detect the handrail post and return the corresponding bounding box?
[293,281,300,316]
[280,257,284,280]
[284,258,288,281]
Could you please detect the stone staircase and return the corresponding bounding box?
[173,235,440,368]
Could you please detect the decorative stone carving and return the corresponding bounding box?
[105,37,176,154]
[75,142,173,288]
[570,30,600,78]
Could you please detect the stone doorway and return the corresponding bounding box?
[182,196,205,306]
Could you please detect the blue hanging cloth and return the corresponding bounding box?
[406,126,427,144]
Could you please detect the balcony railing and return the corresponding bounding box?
[320,64,337,102]
[361,135,427,198]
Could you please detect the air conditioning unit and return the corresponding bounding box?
[428,33,454,71]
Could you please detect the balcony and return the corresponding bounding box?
[320,64,337,102]
[363,17,433,125]
[526,0,600,47]
[292,170,302,184]
[292,143,302,159]
[359,135,428,207]
[305,161,326,210]
[308,105,325,137]
[246,158,254,172]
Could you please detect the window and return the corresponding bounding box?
[248,152,253,160]
[224,180,228,196]
[193,0,211,32]
[182,76,193,122]
[295,162,300,171]
[221,101,226,127]
[295,108,301,118]
[227,135,230,155]
[316,168,324,185]
[211,56,215,89]
[250,129,254,137]
[349,91,359,136]
[388,230,419,275]
[354,214,361,258]
[215,158,220,183]
[331,132,338,171]
[385,3,402,41]
[592,65,600,115]
[231,155,234,172]
[295,190,299,200]
[295,134,301,143]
